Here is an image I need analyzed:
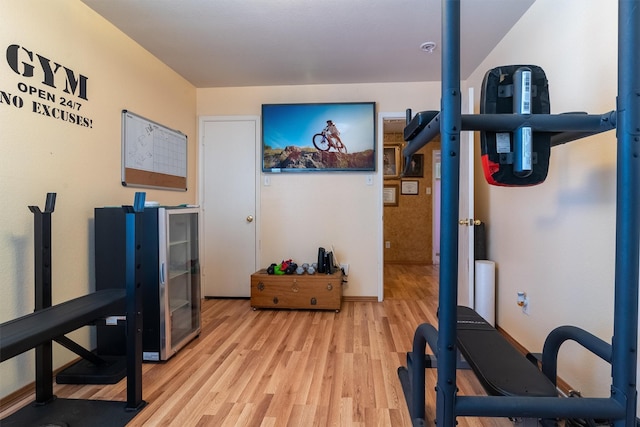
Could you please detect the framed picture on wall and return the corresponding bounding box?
[383,184,399,206]
[383,145,401,179]
[404,153,424,178]
[401,180,419,195]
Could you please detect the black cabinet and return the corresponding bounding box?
[95,206,200,361]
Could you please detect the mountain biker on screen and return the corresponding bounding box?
[324,120,343,147]
[312,120,347,153]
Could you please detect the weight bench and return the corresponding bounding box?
[0,289,125,362]
[456,306,557,398]
[0,193,147,427]
[398,306,557,425]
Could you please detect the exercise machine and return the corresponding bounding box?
[0,193,147,426]
[398,1,639,426]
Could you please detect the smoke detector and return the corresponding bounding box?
[420,41,437,53]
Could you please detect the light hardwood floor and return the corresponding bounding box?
[1,264,511,426]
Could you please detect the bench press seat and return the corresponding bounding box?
[456,306,557,397]
[0,288,125,362]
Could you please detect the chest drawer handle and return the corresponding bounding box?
[310,297,317,305]
[327,284,333,291]
[273,297,279,305]
[257,282,265,291]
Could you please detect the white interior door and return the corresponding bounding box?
[200,116,259,297]
[457,87,475,308]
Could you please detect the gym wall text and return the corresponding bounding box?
[0,43,93,128]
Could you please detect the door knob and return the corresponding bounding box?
[246,215,254,222]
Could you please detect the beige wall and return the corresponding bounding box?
[469,0,620,398]
[1,1,197,398]
[197,83,441,298]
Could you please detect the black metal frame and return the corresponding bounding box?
[28,193,56,405]
[400,1,639,425]
[0,193,147,424]
[124,192,146,410]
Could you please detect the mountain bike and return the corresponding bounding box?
[312,130,347,153]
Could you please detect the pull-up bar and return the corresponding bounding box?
[403,111,617,161]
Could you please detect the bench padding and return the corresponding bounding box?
[456,306,557,397]
[0,289,125,362]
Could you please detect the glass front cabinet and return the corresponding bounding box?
[95,206,201,362]
[159,208,201,360]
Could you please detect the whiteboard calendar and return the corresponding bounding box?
[121,110,188,191]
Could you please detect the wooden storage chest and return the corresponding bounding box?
[251,269,343,312]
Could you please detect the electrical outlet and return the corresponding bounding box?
[385,241,391,249]
[517,291,530,315]
[340,263,349,275]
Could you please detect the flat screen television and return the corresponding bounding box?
[261,102,376,172]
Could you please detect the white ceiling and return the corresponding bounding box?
[81,0,534,88]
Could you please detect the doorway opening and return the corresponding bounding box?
[381,116,441,297]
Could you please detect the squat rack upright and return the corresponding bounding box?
[412,1,639,426]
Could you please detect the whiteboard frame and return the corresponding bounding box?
[121,110,188,191]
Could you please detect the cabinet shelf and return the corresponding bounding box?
[170,299,190,314]
[169,269,189,280]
